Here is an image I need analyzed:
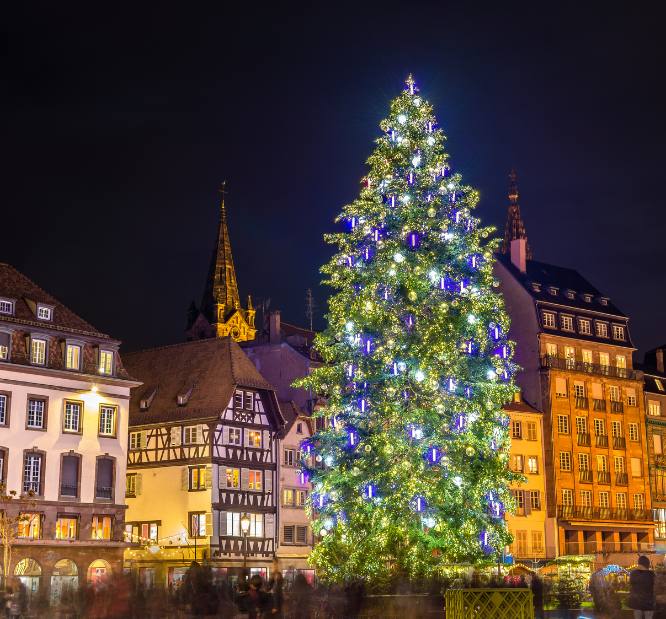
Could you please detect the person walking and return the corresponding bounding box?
[628,555,655,619]
[268,571,284,617]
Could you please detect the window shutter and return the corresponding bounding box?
[264,471,273,494]
[171,427,181,447]
[245,429,251,447]
[283,525,294,544]
[265,513,275,539]
[524,491,531,515]
[220,511,227,536]
[241,468,249,490]
[199,424,207,444]
[181,467,189,491]
[263,430,271,450]
[654,434,663,455]
[631,458,641,477]
[205,465,212,489]
[136,473,143,496]
[555,377,566,394]
[223,426,229,444]
[205,512,213,536]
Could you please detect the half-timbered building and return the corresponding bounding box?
[122,337,285,586]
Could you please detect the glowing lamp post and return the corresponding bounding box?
[240,513,251,579]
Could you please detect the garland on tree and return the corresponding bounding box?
[296,75,520,582]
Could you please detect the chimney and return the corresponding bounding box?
[510,238,527,273]
[269,310,281,345]
[657,348,665,374]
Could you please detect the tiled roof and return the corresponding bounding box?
[279,400,313,437]
[123,337,280,426]
[503,398,541,414]
[496,254,626,317]
[0,263,110,338]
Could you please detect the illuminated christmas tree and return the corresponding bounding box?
[298,76,518,582]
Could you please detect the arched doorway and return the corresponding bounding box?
[50,559,79,606]
[14,558,41,596]
[87,559,111,587]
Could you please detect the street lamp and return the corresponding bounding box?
[240,513,251,582]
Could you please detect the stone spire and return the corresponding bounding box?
[501,169,532,259]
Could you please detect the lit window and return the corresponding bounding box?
[30,338,46,365]
[581,490,592,507]
[190,513,207,538]
[599,491,609,508]
[63,400,82,433]
[247,430,261,448]
[511,420,522,439]
[283,449,295,466]
[248,470,262,491]
[65,344,81,370]
[184,425,200,444]
[582,349,593,365]
[579,320,591,335]
[528,456,538,474]
[98,350,114,375]
[628,423,639,442]
[578,453,590,471]
[228,428,241,445]
[545,342,557,357]
[0,331,10,361]
[609,385,620,402]
[614,456,625,473]
[283,489,295,506]
[0,299,14,315]
[655,379,665,392]
[616,493,627,509]
[530,490,541,510]
[512,454,524,472]
[244,391,253,410]
[542,312,556,328]
[526,422,537,441]
[247,513,263,537]
[139,522,158,541]
[565,290,576,300]
[633,494,645,510]
[92,515,112,540]
[561,315,574,331]
[99,405,116,436]
[557,415,570,434]
[129,431,144,450]
[27,399,46,429]
[0,394,7,426]
[55,516,78,540]
[597,454,608,471]
[189,466,207,490]
[559,451,572,471]
[36,305,52,321]
[296,490,307,507]
[224,468,240,489]
[18,513,41,538]
[612,325,625,341]
[561,489,573,506]
[599,352,610,367]
[595,322,609,338]
[616,355,626,369]
[649,401,662,416]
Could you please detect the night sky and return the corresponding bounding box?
[3,4,665,356]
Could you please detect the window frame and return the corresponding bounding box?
[578,319,592,335]
[188,465,207,491]
[283,448,295,467]
[55,514,79,540]
[595,321,609,338]
[98,349,114,376]
[0,391,10,427]
[248,469,262,492]
[557,415,570,435]
[94,455,116,502]
[17,512,43,539]
[542,311,556,329]
[25,395,48,431]
[0,299,15,316]
[189,511,207,539]
[560,314,574,332]
[527,455,539,474]
[628,423,639,442]
[612,325,625,341]
[91,515,113,540]
[511,420,522,439]
[64,342,82,371]
[36,304,53,321]
[22,449,46,496]
[247,430,262,448]
[30,336,47,366]
[559,451,572,472]
[223,467,240,490]
[98,404,117,438]
[228,427,241,445]
[62,399,84,435]
[129,431,144,450]
[59,452,82,500]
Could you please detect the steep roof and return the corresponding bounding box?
[500,169,532,259]
[123,336,280,426]
[0,262,110,339]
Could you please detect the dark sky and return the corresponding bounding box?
[3,3,665,356]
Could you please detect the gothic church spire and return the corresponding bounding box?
[501,169,532,259]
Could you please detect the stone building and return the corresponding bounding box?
[495,176,653,568]
[0,263,137,601]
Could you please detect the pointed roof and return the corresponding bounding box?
[201,183,241,324]
[501,169,532,259]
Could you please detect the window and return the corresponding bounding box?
[92,515,112,540]
[557,415,570,434]
[656,379,665,392]
[227,512,263,537]
[614,456,625,473]
[36,305,52,321]
[296,490,307,507]
[0,331,9,361]
[573,383,585,398]
[609,385,620,402]
[247,513,263,537]
[578,453,590,471]
[283,525,295,544]
[627,389,637,407]
[631,458,642,478]
[512,454,524,473]
[248,470,262,491]
[98,350,114,375]
[0,299,14,315]
[612,325,625,341]
[30,338,46,365]
[530,490,541,510]
[582,349,593,365]
[555,377,567,398]
[23,453,43,494]
[562,489,573,506]
[60,454,79,498]
[511,420,522,439]
[141,522,158,541]
[0,393,8,426]
[532,530,544,553]
[234,391,243,409]
[223,427,239,446]
[296,525,308,544]
[514,530,528,556]
[526,422,537,441]
[594,418,606,436]
[99,405,116,436]
[597,454,608,472]
[579,320,591,335]
[63,400,82,433]
[65,344,81,370]
[599,491,610,508]
[26,397,46,429]
[655,434,663,455]
[596,322,609,338]
[190,512,207,538]
[542,312,556,328]
[55,516,78,540]
[564,346,576,367]
[581,490,592,507]
[561,315,574,331]
[283,449,295,466]
[599,352,610,367]
[616,493,627,509]
[648,401,661,416]
[575,417,588,435]
[545,343,557,357]
[284,489,296,506]
[95,458,114,500]
[633,494,645,510]
[616,355,626,370]
[126,474,137,497]
[224,467,240,489]
[0,448,5,485]
[184,425,200,444]
[611,421,622,437]
[628,423,639,442]
[296,422,303,434]
[189,466,206,491]
[247,431,261,448]
[244,391,253,410]
[18,513,41,539]
[129,431,144,450]
[527,456,538,474]
[559,451,572,471]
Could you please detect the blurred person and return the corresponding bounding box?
[628,555,655,619]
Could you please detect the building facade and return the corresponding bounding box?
[0,263,136,600]
[495,180,653,568]
[504,392,553,564]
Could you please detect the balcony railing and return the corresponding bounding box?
[597,471,610,484]
[60,484,78,497]
[615,472,628,485]
[613,436,626,449]
[558,505,651,521]
[542,355,638,380]
[655,455,666,468]
[611,401,624,413]
[596,434,609,448]
[577,432,591,446]
[564,540,654,555]
[593,398,607,412]
[575,396,589,410]
[95,486,113,499]
[579,470,593,483]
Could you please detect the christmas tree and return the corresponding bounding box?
[298,76,518,582]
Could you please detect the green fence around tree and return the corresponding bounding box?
[445,588,534,619]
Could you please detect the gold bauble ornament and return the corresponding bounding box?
[408,291,418,301]
[465,446,475,457]
[364,444,372,452]
[427,207,437,217]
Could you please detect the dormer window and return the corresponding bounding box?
[65,343,81,370]
[0,299,14,315]
[579,319,592,335]
[561,315,574,331]
[0,331,10,361]
[595,322,609,338]
[548,287,559,296]
[531,282,542,292]
[598,297,609,306]
[36,305,53,321]
[30,337,47,365]
[98,350,114,376]
[139,386,158,410]
[542,311,556,329]
[234,390,243,409]
[582,294,593,303]
[612,325,625,341]
[565,289,576,300]
[177,384,194,406]
[244,391,253,410]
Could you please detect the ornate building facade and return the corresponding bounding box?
[0,263,137,600]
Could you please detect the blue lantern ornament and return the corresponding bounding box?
[489,323,502,341]
[479,530,494,555]
[406,231,421,250]
[412,496,427,513]
[426,446,442,465]
[364,484,377,500]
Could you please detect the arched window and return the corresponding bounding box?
[87,559,111,586]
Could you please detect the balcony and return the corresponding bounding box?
[611,401,624,414]
[577,433,591,446]
[575,396,589,410]
[558,505,651,522]
[613,436,626,449]
[655,455,666,468]
[615,472,628,485]
[564,540,654,555]
[595,434,609,448]
[60,484,78,498]
[593,399,606,412]
[597,471,610,484]
[542,355,638,380]
[579,470,593,483]
[95,486,113,500]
